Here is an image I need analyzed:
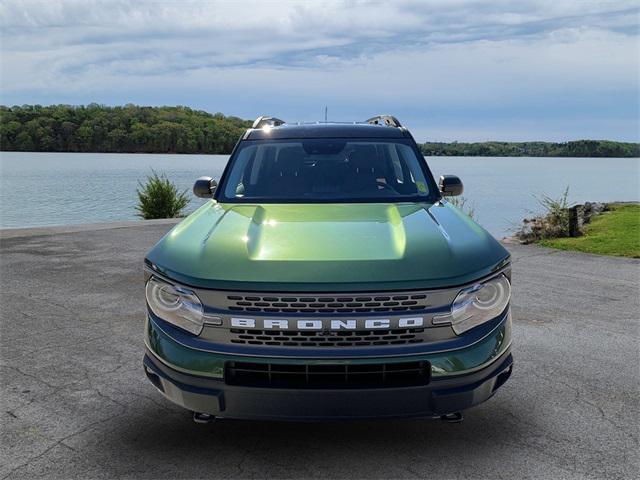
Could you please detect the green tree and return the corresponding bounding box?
[0,104,252,154]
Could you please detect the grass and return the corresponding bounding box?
[539,204,640,258]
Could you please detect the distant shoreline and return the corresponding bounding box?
[420,140,639,158]
[1,150,639,159]
[2,104,638,158]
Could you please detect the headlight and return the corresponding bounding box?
[436,274,511,335]
[145,276,204,335]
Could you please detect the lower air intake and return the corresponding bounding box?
[225,360,431,389]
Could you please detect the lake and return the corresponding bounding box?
[1,152,638,237]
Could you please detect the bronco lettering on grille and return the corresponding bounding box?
[230,317,424,330]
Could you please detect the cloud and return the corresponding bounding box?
[1,0,638,140]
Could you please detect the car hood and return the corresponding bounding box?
[146,202,510,291]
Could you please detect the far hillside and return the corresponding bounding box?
[0,104,252,154]
[1,104,638,157]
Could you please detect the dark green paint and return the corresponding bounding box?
[146,201,509,291]
[145,316,511,379]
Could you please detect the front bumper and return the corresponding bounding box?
[143,309,513,420]
[144,347,512,420]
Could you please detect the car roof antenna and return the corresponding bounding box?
[324,106,328,123]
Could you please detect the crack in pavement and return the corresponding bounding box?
[3,335,108,361]
[1,409,128,480]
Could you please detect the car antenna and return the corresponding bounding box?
[324,106,328,123]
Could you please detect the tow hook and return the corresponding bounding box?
[440,412,464,423]
[192,412,215,424]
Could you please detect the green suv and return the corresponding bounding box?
[143,115,512,422]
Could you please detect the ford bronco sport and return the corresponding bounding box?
[143,115,513,422]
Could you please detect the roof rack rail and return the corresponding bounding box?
[252,115,285,129]
[366,115,402,128]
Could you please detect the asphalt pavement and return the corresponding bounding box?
[1,221,638,479]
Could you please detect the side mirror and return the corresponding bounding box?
[193,176,217,198]
[438,175,463,197]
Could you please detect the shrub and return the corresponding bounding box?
[514,186,573,242]
[447,196,476,219]
[533,186,571,237]
[136,170,189,219]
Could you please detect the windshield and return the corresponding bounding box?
[218,138,437,203]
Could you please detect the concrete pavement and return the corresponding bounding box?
[1,221,638,479]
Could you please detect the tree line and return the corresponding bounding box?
[0,104,252,154]
[420,140,639,158]
[1,104,638,157]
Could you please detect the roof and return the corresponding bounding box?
[244,122,410,140]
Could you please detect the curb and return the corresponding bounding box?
[0,218,181,240]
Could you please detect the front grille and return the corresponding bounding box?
[226,293,429,314]
[229,328,425,347]
[225,360,431,388]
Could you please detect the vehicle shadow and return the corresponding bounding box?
[100,396,536,479]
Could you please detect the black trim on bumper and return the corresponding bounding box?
[143,348,513,420]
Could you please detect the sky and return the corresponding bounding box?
[1,0,639,142]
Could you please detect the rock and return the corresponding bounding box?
[512,202,611,242]
[580,202,608,225]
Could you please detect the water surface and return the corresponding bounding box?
[1,152,638,237]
